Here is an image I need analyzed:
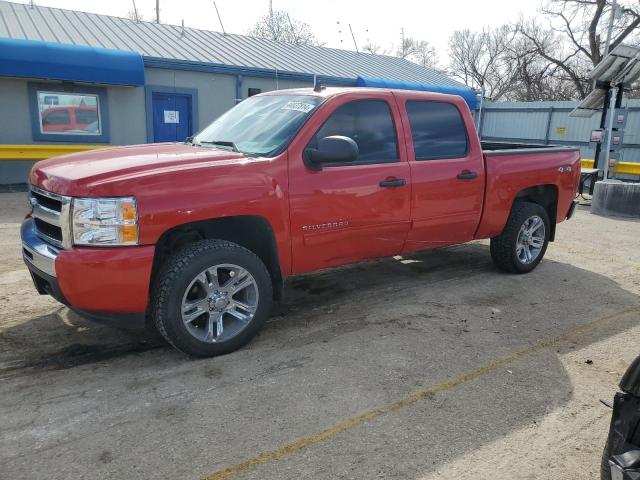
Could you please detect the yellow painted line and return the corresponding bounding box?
[0,144,108,161]
[581,158,640,175]
[202,305,640,480]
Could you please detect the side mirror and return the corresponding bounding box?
[304,136,358,170]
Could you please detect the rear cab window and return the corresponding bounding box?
[309,99,399,165]
[405,101,468,160]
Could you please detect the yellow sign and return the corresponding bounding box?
[555,127,567,137]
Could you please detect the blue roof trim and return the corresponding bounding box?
[143,57,356,86]
[356,76,477,109]
[0,38,144,86]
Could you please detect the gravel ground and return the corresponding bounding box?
[1,192,638,480]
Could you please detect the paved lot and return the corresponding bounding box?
[1,191,639,480]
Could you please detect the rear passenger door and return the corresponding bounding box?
[399,96,485,252]
[288,94,411,274]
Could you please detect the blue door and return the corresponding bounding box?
[152,92,192,142]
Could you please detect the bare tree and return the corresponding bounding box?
[506,32,578,100]
[396,37,416,59]
[126,6,143,22]
[517,0,640,98]
[248,10,320,46]
[409,40,438,68]
[363,42,389,55]
[392,37,439,68]
[448,26,517,101]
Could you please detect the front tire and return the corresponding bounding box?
[490,201,550,274]
[151,239,273,357]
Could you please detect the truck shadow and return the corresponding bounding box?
[1,243,637,374]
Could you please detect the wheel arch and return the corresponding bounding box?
[150,216,284,301]
[513,184,558,241]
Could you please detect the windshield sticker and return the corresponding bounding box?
[282,101,315,113]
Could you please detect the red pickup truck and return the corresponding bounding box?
[22,87,580,357]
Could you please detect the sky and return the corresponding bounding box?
[12,0,541,63]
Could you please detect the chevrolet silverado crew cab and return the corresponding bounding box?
[22,87,580,357]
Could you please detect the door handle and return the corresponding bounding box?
[379,178,406,187]
[456,170,478,180]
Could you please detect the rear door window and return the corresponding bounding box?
[311,100,398,164]
[406,101,468,160]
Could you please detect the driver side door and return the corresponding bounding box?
[287,93,411,274]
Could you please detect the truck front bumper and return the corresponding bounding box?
[21,218,154,329]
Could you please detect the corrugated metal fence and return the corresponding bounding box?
[479,100,640,163]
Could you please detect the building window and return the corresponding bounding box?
[37,91,101,135]
[28,83,110,143]
[247,88,262,97]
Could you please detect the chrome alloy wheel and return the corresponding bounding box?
[515,215,546,264]
[181,264,258,343]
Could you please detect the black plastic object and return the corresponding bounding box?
[305,136,359,167]
[379,179,406,187]
[457,170,478,180]
[613,450,640,469]
[621,356,640,397]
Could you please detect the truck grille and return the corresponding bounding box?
[29,186,71,248]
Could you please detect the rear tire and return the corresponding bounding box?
[490,201,550,274]
[151,239,273,357]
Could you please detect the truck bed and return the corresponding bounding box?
[475,143,581,240]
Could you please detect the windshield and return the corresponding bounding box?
[193,95,322,157]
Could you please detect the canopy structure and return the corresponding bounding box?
[355,76,478,110]
[0,38,144,86]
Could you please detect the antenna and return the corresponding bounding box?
[155,0,160,23]
[213,1,226,35]
[349,24,359,54]
[181,19,185,36]
[131,0,139,22]
[401,27,404,56]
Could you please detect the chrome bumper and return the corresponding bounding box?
[21,218,59,277]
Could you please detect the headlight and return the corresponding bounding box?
[71,197,138,246]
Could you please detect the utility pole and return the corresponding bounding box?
[155,0,160,24]
[603,0,618,57]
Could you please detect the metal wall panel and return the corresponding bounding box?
[480,100,640,166]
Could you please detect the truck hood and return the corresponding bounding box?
[30,143,251,196]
